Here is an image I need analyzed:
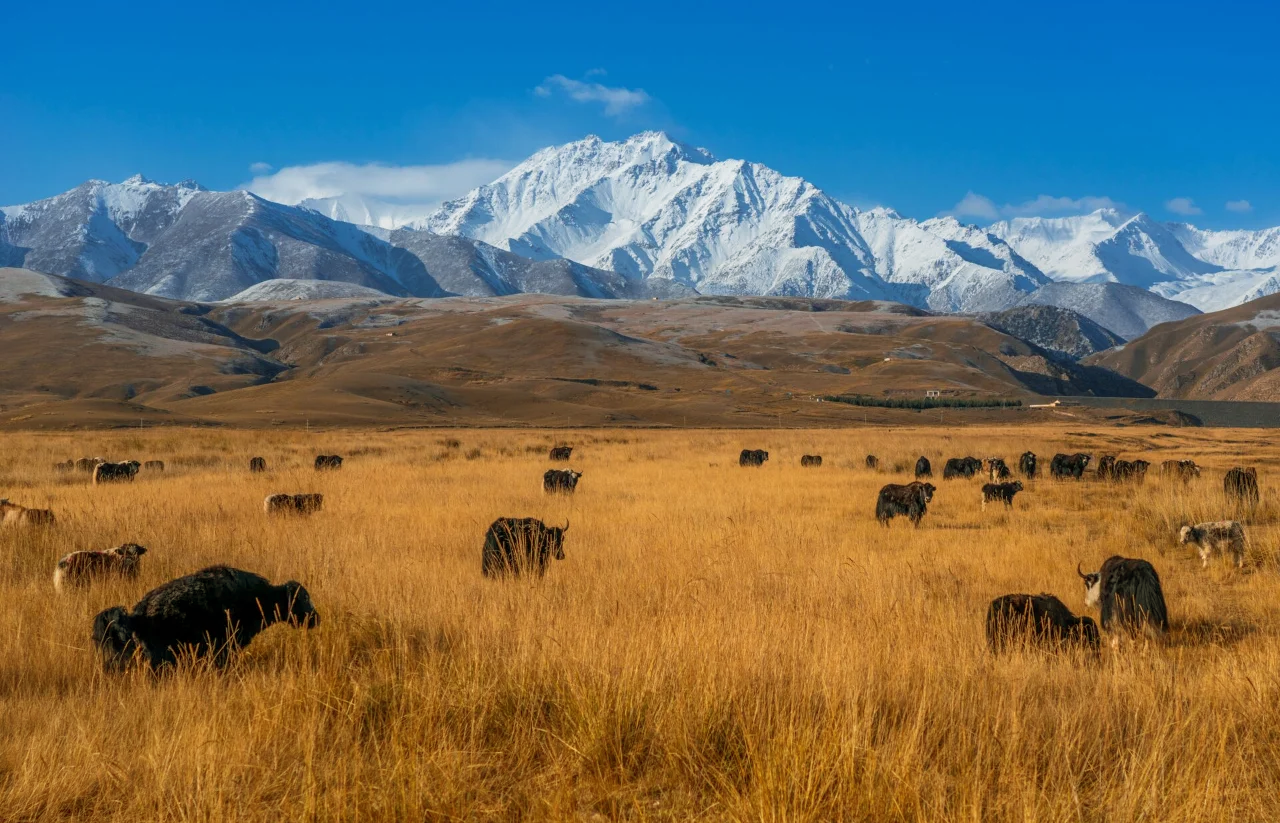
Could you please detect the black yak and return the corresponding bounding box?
[314,454,343,471]
[249,456,268,473]
[986,593,1100,653]
[1019,451,1037,479]
[93,461,141,485]
[1078,556,1168,637]
[943,456,982,480]
[482,517,568,578]
[1050,453,1090,480]
[91,566,319,671]
[915,456,932,479]
[739,449,769,467]
[1224,467,1260,507]
[981,481,1024,509]
[800,455,823,467]
[264,493,324,515]
[549,446,573,461]
[875,481,936,527]
[543,469,583,493]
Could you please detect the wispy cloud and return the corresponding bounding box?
[948,191,999,220]
[1164,197,1202,216]
[534,74,651,117]
[1225,199,1253,213]
[945,192,1124,221]
[240,158,512,209]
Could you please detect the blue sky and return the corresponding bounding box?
[1,0,1276,227]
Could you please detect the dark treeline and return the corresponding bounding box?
[824,395,1023,410]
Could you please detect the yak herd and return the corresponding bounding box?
[0,439,1265,673]
[743,446,1262,653]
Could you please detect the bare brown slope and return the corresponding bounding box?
[0,270,1150,428]
[1087,293,1280,401]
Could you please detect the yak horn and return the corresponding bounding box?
[1076,562,1087,579]
[562,520,570,533]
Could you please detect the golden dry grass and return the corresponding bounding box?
[2,425,1279,822]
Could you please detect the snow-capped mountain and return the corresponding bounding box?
[0,175,204,281]
[2,180,682,302]
[988,210,1280,313]
[422,132,1046,312]
[4,132,1279,320]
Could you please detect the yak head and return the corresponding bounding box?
[92,606,139,672]
[111,543,147,558]
[1178,525,1196,545]
[918,483,937,502]
[1077,563,1103,608]
[1011,481,1024,493]
[547,521,569,560]
[279,581,321,628]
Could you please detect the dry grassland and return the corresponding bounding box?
[2,425,1280,822]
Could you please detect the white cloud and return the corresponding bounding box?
[999,194,1124,217]
[1165,197,1202,216]
[1226,199,1253,213]
[248,161,273,175]
[948,191,999,220]
[240,158,512,209]
[534,74,651,116]
[945,192,1125,221]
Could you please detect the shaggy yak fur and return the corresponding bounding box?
[986,593,1100,653]
[1050,453,1091,480]
[981,481,1024,509]
[543,470,583,494]
[1179,521,1247,568]
[1019,451,1037,479]
[54,544,147,592]
[875,482,936,527]
[943,456,982,480]
[915,456,932,478]
[482,517,568,578]
[92,565,319,671]
[549,446,574,461]
[1224,467,1260,507]
[1079,556,1168,637]
[738,449,768,467]
[314,454,344,471]
[0,499,56,527]
[264,493,325,515]
[93,461,141,485]
[800,455,823,468]
[249,457,268,473]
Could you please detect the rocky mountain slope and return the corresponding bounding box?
[1013,282,1200,341]
[1087,292,1280,401]
[977,305,1124,360]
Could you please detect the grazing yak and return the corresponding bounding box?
[915,456,932,479]
[943,456,983,480]
[1019,451,1037,479]
[1179,521,1247,568]
[986,457,1012,481]
[1096,455,1117,481]
[800,455,823,468]
[1161,459,1200,482]
[54,460,75,473]
[0,499,56,527]
[865,455,880,470]
[1224,467,1260,507]
[543,469,583,494]
[314,454,343,471]
[739,449,769,467]
[1078,556,1168,637]
[981,481,1024,509]
[1112,459,1150,483]
[75,457,105,473]
[92,565,319,672]
[1050,453,1091,480]
[549,446,573,461]
[54,544,147,592]
[875,481,936,527]
[93,461,141,485]
[143,460,165,472]
[985,593,1100,653]
[264,493,325,515]
[481,517,569,578]
[249,456,268,473]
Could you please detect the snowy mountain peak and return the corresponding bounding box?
[123,174,153,185]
